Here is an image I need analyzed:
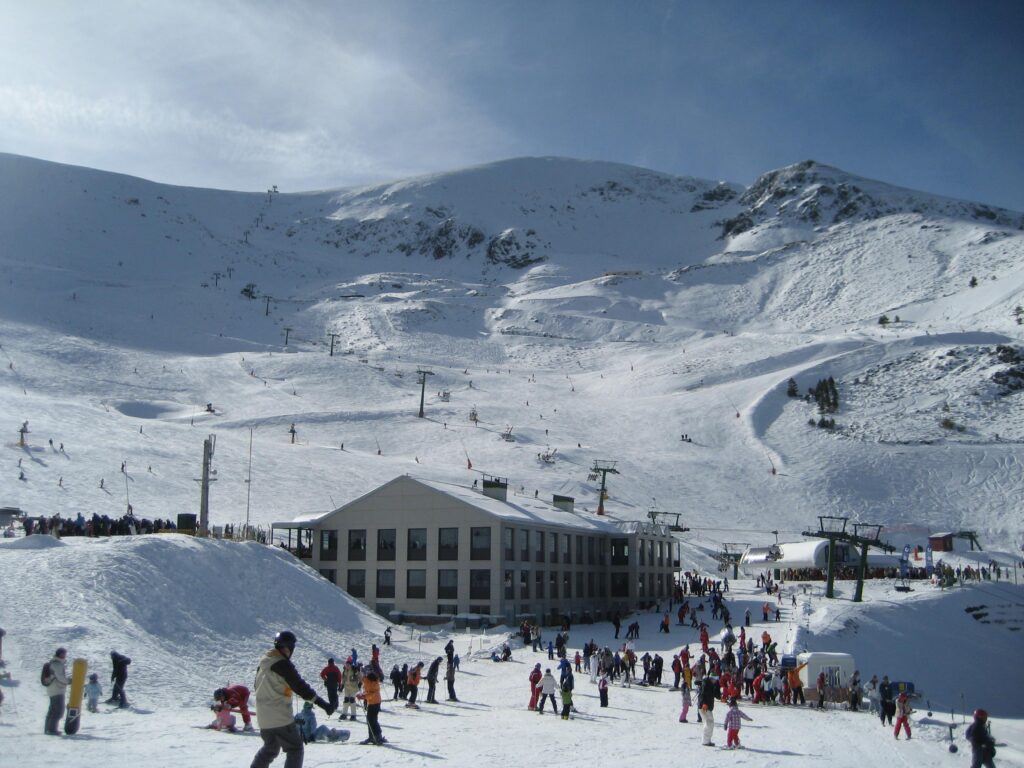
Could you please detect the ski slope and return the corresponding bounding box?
[1,534,1021,767]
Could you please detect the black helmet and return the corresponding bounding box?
[213,688,227,701]
[274,630,297,650]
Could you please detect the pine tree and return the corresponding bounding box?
[786,378,799,397]
[878,314,890,326]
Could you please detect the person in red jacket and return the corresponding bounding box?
[319,658,342,712]
[893,692,913,739]
[528,663,543,710]
[214,685,253,731]
[699,625,710,654]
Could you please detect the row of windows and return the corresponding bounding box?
[327,568,672,602]
[322,527,492,562]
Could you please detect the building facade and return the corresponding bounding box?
[274,475,681,625]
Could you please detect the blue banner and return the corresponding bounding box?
[925,545,934,577]
[899,544,911,579]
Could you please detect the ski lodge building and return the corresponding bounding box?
[740,540,898,579]
[273,474,681,626]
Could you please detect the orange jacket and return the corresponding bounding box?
[787,663,807,688]
[407,666,422,687]
[360,677,382,705]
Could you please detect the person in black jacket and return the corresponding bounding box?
[699,674,722,746]
[425,657,442,704]
[966,709,996,768]
[108,651,131,708]
[878,676,895,726]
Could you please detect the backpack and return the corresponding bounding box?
[41,662,54,686]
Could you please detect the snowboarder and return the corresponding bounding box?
[214,685,254,731]
[319,657,342,712]
[107,650,131,708]
[724,697,753,749]
[250,631,335,767]
[43,647,69,735]
[893,692,913,739]
[966,708,997,768]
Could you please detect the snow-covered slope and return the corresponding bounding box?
[2,535,1022,767]
[1,152,1023,550]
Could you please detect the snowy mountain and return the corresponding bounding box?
[1,152,1023,552]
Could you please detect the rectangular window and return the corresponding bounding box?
[438,569,458,599]
[437,604,457,616]
[611,538,629,566]
[319,568,336,583]
[348,529,366,561]
[611,573,629,597]
[470,604,490,615]
[347,569,366,598]
[319,530,338,562]
[549,571,558,599]
[547,532,556,563]
[519,529,530,561]
[638,576,646,597]
[587,572,595,598]
[470,569,491,600]
[535,570,545,599]
[471,527,491,560]
[657,541,664,567]
[562,571,571,598]
[599,538,608,566]
[575,535,583,565]
[587,537,595,566]
[639,538,646,566]
[439,528,459,560]
[407,569,426,599]
[575,571,583,599]
[377,529,396,561]
[407,528,427,561]
[649,574,654,598]
[561,533,570,564]
[598,572,607,598]
[376,569,395,599]
[534,531,544,562]
[647,540,654,567]
[504,569,514,599]
[504,528,515,561]
[519,570,530,599]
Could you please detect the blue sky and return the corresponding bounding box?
[1,0,1021,209]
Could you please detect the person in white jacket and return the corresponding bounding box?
[537,670,558,714]
[44,647,69,735]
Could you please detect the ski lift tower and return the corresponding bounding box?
[416,369,434,418]
[195,434,217,538]
[590,460,619,515]
[802,515,849,599]
[851,523,895,603]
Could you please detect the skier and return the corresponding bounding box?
[699,674,722,745]
[84,673,102,713]
[878,675,895,725]
[816,671,827,710]
[598,671,609,708]
[528,663,543,710]
[965,708,996,768]
[537,669,558,714]
[213,685,254,731]
[425,657,442,704]
[893,692,913,739]
[724,696,753,749]
[679,683,691,723]
[389,665,403,700]
[43,647,69,735]
[445,656,458,701]
[355,670,385,745]
[107,650,131,708]
[384,626,392,646]
[250,631,336,768]
[405,662,423,708]
[559,673,574,720]
[340,659,362,719]
[294,700,350,743]
[787,661,807,705]
[319,657,342,712]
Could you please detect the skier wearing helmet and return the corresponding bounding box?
[251,631,336,768]
[965,709,997,768]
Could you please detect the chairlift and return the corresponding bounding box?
[501,426,515,442]
[766,530,783,561]
[440,389,451,402]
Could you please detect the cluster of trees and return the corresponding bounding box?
[789,376,839,430]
